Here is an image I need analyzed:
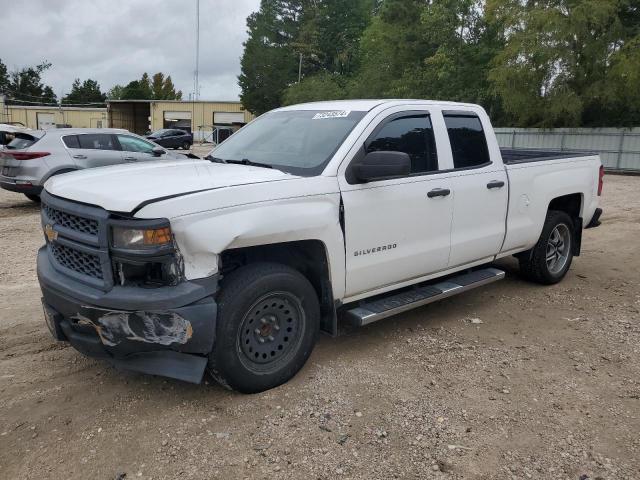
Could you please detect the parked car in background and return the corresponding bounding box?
[146,129,193,150]
[0,128,189,202]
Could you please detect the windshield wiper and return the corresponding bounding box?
[204,155,227,164]
[226,158,273,169]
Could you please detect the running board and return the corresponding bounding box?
[346,268,505,326]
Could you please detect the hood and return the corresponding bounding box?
[45,159,298,213]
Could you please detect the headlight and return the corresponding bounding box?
[111,225,173,249]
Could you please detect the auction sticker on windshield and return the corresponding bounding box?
[313,110,351,120]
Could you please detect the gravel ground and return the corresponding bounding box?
[0,172,638,480]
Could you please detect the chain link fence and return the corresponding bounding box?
[494,128,640,172]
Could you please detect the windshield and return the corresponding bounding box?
[207,109,366,175]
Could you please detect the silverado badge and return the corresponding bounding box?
[44,224,58,242]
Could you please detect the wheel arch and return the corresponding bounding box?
[547,192,584,256]
[547,192,584,220]
[220,240,338,336]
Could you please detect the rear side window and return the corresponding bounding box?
[366,114,438,174]
[443,114,490,169]
[62,135,80,148]
[7,133,39,150]
[78,134,116,150]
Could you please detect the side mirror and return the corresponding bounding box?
[152,146,165,157]
[352,151,411,182]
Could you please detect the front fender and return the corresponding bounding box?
[135,177,347,300]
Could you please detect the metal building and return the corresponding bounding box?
[0,96,107,130]
[0,96,255,143]
[107,100,255,141]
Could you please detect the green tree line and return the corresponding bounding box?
[0,58,182,106]
[239,0,640,127]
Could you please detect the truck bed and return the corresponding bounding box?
[500,148,594,165]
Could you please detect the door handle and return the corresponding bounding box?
[427,188,451,198]
[72,154,87,160]
[486,180,505,189]
[124,156,136,161]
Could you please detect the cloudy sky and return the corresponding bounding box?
[0,0,261,100]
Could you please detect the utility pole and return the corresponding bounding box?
[298,53,302,83]
[194,0,200,100]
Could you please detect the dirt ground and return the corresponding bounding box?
[0,173,638,480]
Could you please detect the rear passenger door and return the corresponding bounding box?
[64,134,124,168]
[443,112,508,267]
[116,134,167,162]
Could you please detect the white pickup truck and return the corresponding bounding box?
[37,100,603,392]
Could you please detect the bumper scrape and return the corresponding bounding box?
[73,309,193,347]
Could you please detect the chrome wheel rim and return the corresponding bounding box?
[546,224,571,274]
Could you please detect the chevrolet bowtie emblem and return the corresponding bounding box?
[44,224,58,242]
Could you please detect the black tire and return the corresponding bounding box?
[24,193,40,203]
[519,210,575,285]
[208,262,320,393]
[182,141,191,150]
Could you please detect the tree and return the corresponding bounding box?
[348,0,428,98]
[487,0,640,127]
[240,0,640,126]
[391,0,504,117]
[239,0,309,115]
[107,84,124,100]
[5,61,56,104]
[118,72,181,100]
[283,72,347,105]
[62,78,106,105]
[0,58,9,94]
[315,0,377,75]
[120,80,151,100]
[240,0,377,113]
[151,72,182,100]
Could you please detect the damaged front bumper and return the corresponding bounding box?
[37,246,218,383]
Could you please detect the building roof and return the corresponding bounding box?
[107,99,243,104]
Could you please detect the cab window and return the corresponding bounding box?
[366,114,438,174]
[443,114,490,169]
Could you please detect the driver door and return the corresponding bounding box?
[339,110,453,298]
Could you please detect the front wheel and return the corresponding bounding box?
[519,210,575,284]
[182,141,191,150]
[208,262,320,393]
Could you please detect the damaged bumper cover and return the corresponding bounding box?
[37,246,218,383]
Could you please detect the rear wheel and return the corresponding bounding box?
[24,193,40,203]
[519,210,574,284]
[208,262,320,393]
[182,141,191,150]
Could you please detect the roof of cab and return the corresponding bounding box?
[277,99,480,112]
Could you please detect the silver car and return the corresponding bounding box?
[0,128,188,202]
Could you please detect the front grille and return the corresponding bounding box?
[50,243,104,280]
[43,204,99,236]
[41,192,114,289]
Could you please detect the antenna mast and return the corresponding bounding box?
[194,0,200,100]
